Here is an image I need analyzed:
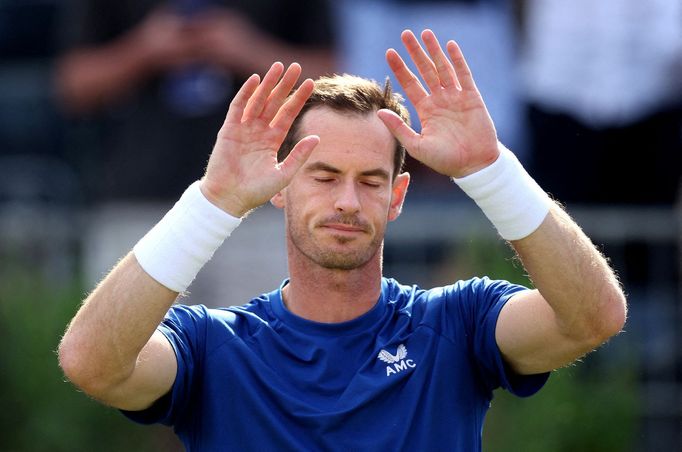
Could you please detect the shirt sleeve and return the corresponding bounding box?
[449,277,550,397]
[121,304,208,426]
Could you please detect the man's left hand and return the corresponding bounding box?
[378,29,500,178]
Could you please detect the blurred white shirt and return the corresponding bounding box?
[521,0,682,126]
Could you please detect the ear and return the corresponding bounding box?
[388,172,410,221]
[270,189,286,209]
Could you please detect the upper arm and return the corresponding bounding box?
[495,289,599,375]
[102,330,177,411]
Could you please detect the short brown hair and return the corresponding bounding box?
[278,74,410,178]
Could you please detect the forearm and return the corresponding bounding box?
[452,144,626,353]
[59,181,241,405]
[59,253,178,392]
[511,205,627,341]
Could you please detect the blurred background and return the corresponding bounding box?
[0,0,680,450]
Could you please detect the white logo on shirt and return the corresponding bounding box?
[377,344,416,376]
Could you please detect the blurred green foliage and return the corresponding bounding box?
[484,366,638,452]
[0,262,177,451]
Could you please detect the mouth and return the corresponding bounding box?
[320,223,367,233]
[316,214,371,237]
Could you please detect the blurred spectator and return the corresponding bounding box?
[517,0,682,205]
[55,0,336,202]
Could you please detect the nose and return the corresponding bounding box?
[334,180,361,214]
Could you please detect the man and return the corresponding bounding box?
[59,30,627,450]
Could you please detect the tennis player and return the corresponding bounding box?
[59,30,626,451]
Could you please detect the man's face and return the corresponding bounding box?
[273,107,409,270]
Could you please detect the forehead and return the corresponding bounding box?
[298,107,395,172]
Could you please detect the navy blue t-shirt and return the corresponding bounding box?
[124,277,549,450]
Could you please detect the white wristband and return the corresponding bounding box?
[133,181,242,292]
[452,145,551,241]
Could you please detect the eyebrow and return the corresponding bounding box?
[305,162,391,181]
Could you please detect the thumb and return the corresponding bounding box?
[377,109,420,152]
[278,135,319,182]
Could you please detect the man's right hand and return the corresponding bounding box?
[200,62,320,217]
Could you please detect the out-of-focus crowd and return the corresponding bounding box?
[2,0,679,207]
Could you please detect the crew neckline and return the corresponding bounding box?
[270,278,390,337]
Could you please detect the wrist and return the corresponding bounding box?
[133,181,242,292]
[452,144,551,241]
[199,179,251,218]
[452,142,502,179]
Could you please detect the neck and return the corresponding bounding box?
[282,250,383,324]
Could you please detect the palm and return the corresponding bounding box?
[202,63,318,217]
[215,118,285,199]
[380,30,499,178]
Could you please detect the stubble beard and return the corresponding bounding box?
[286,210,385,271]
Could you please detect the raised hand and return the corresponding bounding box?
[377,30,499,178]
[201,62,319,217]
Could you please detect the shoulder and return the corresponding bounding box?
[169,292,274,323]
[448,277,529,302]
[383,277,529,334]
[441,277,530,322]
[384,276,526,308]
[161,292,277,345]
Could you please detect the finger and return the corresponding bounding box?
[386,48,428,106]
[400,29,441,93]
[446,40,477,92]
[243,62,285,120]
[277,135,320,182]
[421,29,458,89]
[260,63,302,123]
[224,74,260,125]
[270,78,315,133]
[376,109,420,155]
